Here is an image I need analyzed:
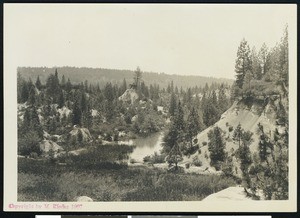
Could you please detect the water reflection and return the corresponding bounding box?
[130,131,164,162]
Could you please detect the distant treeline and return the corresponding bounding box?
[17,66,233,90]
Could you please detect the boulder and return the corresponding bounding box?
[69,126,92,142]
[118,88,139,103]
[39,140,63,153]
[75,196,93,202]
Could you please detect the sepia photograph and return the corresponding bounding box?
[4,3,297,212]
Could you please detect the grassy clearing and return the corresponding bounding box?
[18,158,236,201]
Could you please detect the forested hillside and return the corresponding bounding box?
[17,66,233,90]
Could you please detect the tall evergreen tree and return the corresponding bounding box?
[46,73,61,103]
[233,123,243,148]
[61,75,66,88]
[20,81,30,103]
[35,76,42,90]
[163,101,185,154]
[251,47,261,80]
[169,92,177,116]
[133,67,142,90]
[186,107,202,148]
[27,86,36,105]
[58,90,65,108]
[235,38,252,88]
[72,99,82,126]
[258,43,269,79]
[207,126,226,170]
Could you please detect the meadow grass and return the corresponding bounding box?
[18,157,236,201]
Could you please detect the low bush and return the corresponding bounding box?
[192,156,202,167]
[143,152,166,164]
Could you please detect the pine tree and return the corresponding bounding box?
[80,91,87,113]
[35,76,42,90]
[202,98,219,127]
[83,104,93,129]
[278,25,289,93]
[186,107,202,148]
[218,84,229,113]
[20,81,29,103]
[235,38,252,88]
[61,75,66,88]
[243,70,253,93]
[257,123,268,162]
[207,126,226,170]
[27,86,36,105]
[233,123,243,148]
[58,90,65,108]
[251,47,261,80]
[103,83,114,121]
[22,106,43,139]
[133,66,142,90]
[46,72,61,103]
[65,78,72,93]
[121,78,127,93]
[169,92,177,116]
[163,101,185,154]
[72,99,82,126]
[258,43,269,79]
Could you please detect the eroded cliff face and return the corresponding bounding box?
[184,94,287,177]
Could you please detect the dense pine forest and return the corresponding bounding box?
[18,26,289,201]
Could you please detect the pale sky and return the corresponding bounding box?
[4,4,296,79]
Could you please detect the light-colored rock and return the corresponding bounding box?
[69,126,92,142]
[202,187,253,201]
[69,148,87,156]
[91,109,98,117]
[39,140,63,153]
[57,106,71,118]
[118,88,139,103]
[75,196,93,202]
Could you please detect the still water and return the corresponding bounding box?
[130,131,164,163]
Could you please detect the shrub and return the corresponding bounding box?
[182,144,199,156]
[185,163,190,169]
[192,156,202,167]
[143,152,166,164]
[130,159,137,164]
[70,144,135,168]
[204,151,208,159]
[18,131,42,156]
[229,126,234,132]
[202,141,207,146]
[143,155,151,163]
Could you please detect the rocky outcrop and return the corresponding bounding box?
[118,88,139,104]
[39,140,63,153]
[69,126,92,142]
